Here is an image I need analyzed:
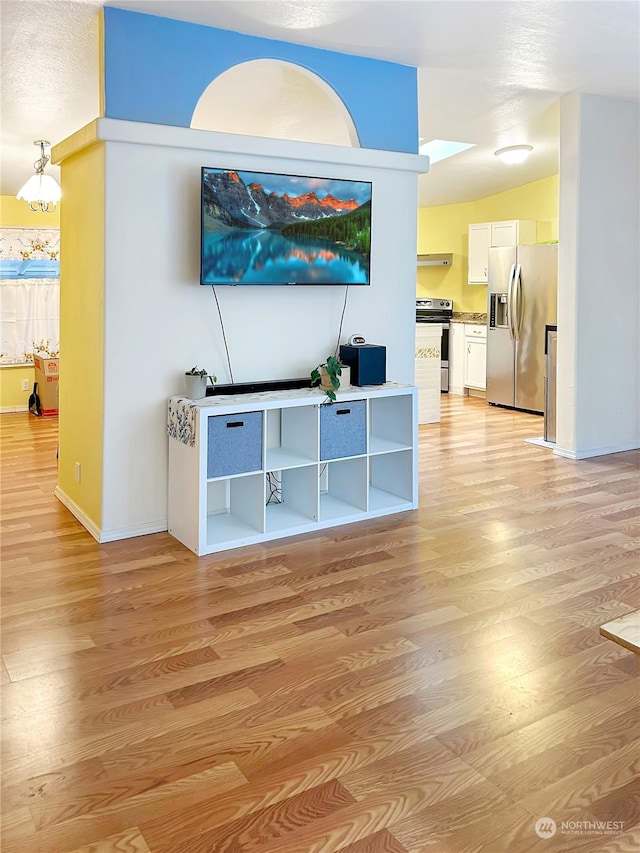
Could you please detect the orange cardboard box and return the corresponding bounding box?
[33,355,59,416]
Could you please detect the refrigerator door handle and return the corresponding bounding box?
[507,263,516,341]
[513,263,522,340]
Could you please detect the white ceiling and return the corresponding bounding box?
[1,0,638,208]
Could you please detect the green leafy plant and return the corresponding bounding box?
[185,366,217,383]
[311,354,343,403]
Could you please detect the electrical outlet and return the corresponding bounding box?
[21,379,30,391]
[75,462,81,483]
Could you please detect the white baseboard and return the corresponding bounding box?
[0,405,30,414]
[525,436,556,449]
[99,520,168,543]
[553,440,640,460]
[55,486,168,542]
[54,486,101,541]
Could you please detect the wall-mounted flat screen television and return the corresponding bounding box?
[200,167,372,285]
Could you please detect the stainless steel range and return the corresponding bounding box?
[416,297,453,392]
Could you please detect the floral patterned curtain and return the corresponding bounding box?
[0,228,60,364]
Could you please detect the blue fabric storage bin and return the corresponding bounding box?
[320,400,366,460]
[207,411,263,478]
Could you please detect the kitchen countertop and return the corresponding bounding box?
[451,312,487,324]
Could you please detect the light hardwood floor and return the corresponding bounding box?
[1,396,639,853]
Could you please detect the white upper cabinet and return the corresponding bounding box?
[468,223,491,284]
[468,220,537,284]
[490,220,518,247]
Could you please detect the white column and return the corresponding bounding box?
[556,93,640,459]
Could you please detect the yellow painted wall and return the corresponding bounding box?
[0,195,61,409]
[417,199,481,310]
[478,175,559,241]
[0,366,37,411]
[0,195,60,229]
[57,145,104,528]
[417,175,559,312]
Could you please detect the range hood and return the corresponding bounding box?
[417,253,453,267]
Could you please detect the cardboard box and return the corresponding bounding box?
[33,355,59,416]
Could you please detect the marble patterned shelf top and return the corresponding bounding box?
[170,382,412,411]
[600,610,640,654]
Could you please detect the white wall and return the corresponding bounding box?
[99,122,424,537]
[557,94,640,459]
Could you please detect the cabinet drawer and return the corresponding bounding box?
[464,324,487,339]
[207,411,263,478]
[320,400,366,460]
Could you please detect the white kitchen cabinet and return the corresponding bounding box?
[491,221,517,246]
[464,323,487,390]
[448,323,467,396]
[168,384,418,556]
[468,219,537,284]
[467,223,491,283]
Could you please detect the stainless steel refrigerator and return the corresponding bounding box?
[487,244,557,414]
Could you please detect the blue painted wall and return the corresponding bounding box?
[102,8,418,154]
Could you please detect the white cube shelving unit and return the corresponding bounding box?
[168,383,418,555]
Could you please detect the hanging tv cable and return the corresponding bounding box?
[211,286,234,384]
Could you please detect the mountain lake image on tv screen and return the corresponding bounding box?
[200,168,372,285]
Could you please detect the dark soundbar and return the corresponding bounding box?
[207,377,311,396]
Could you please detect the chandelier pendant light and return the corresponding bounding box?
[16,140,61,212]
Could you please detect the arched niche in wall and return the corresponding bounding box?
[190,59,359,147]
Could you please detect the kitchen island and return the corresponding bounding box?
[415,323,443,423]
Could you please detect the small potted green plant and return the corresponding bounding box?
[311,354,349,403]
[184,366,217,399]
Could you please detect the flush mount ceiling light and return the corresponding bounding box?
[16,140,61,212]
[494,145,533,165]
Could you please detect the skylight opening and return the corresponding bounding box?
[419,139,475,163]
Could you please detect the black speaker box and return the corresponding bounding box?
[339,344,386,386]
